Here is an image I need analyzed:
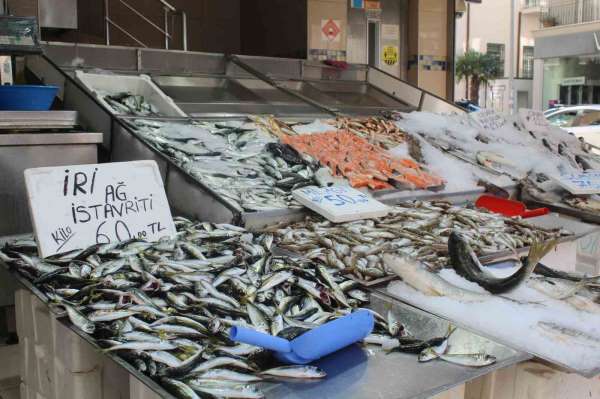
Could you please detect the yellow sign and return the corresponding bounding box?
[382,45,398,66]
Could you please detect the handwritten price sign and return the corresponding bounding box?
[554,170,600,195]
[292,185,390,222]
[25,161,176,257]
[471,109,507,131]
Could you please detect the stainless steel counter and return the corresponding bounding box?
[0,132,102,146]
[261,292,528,399]
[376,224,600,378]
[0,111,77,130]
[0,132,102,235]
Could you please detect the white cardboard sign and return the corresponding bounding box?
[553,170,600,195]
[25,161,176,258]
[519,108,550,133]
[471,109,507,131]
[292,185,390,223]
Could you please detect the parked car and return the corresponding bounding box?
[455,99,481,113]
[543,104,565,116]
[545,105,600,150]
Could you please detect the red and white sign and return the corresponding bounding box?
[365,0,381,9]
[321,19,341,43]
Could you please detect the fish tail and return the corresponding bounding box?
[526,238,558,273]
[445,324,456,338]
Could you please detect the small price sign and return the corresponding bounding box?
[471,109,507,130]
[554,170,600,195]
[25,160,176,258]
[292,185,390,223]
[519,108,550,133]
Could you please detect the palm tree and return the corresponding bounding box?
[455,50,501,106]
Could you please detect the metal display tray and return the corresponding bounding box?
[476,213,598,264]
[522,192,600,226]
[375,286,599,378]
[371,215,600,378]
[0,111,78,130]
[271,212,587,289]
[111,116,501,228]
[0,235,528,399]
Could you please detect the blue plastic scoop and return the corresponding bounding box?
[229,309,374,364]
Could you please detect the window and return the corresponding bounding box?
[542,55,600,109]
[486,43,505,78]
[574,110,600,127]
[522,46,534,78]
[547,110,578,127]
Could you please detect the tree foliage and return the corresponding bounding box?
[455,50,502,105]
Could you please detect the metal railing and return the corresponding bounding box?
[540,0,600,26]
[104,0,187,51]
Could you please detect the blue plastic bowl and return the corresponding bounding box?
[0,85,59,111]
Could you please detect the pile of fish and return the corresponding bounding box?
[265,116,407,150]
[282,131,444,190]
[0,218,450,398]
[390,111,600,217]
[521,174,600,215]
[128,119,317,212]
[333,116,407,149]
[272,201,568,280]
[102,92,160,117]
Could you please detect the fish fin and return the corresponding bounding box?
[525,238,558,274]
[445,324,456,339]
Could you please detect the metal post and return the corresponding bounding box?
[164,7,169,50]
[105,0,110,45]
[181,11,188,51]
[508,0,516,114]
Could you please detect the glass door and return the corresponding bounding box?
[368,20,380,67]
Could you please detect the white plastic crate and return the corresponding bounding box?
[465,361,600,399]
[74,70,186,117]
[15,289,130,399]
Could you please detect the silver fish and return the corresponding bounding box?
[260,365,326,379]
[103,341,177,352]
[187,381,264,399]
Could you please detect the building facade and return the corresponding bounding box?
[7,0,457,101]
[532,1,600,110]
[307,0,456,99]
[454,0,539,112]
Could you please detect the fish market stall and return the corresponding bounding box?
[0,219,528,399]
[12,41,600,398]
[23,43,480,228]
